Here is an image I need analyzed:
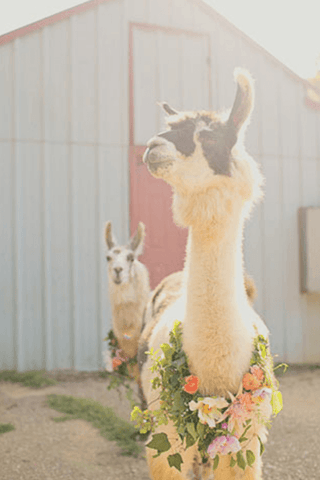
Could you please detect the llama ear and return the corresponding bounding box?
[104,221,116,250]
[161,102,179,116]
[129,222,145,257]
[227,68,254,135]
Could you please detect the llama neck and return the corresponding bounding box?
[182,207,253,396]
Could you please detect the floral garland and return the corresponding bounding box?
[131,321,285,473]
[104,328,138,377]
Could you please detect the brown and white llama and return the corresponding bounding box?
[138,69,270,479]
[105,221,150,381]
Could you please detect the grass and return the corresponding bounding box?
[0,370,58,388]
[47,394,144,456]
[0,423,15,435]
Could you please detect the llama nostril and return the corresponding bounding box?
[114,267,123,275]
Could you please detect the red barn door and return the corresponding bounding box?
[129,23,212,289]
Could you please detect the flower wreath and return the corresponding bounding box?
[105,329,138,376]
[131,321,285,473]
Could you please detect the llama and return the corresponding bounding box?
[138,69,272,480]
[105,221,150,382]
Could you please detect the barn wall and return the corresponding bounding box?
[0,2,130,371]
[0,0,319,370]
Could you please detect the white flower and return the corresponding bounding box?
[189,397,229,428]
[103,349,113,372]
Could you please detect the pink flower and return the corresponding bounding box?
[222,400,250,434]
[221,423,228,430]
[207,435,241,458]
[238,392,255,412]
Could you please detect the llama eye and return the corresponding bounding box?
[106,256,112,262]
[127,254,134,262]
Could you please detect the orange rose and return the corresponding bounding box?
[242,373,262,391]
[112,357,122,370]
[183,375,199,394]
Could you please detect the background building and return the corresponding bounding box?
[0,0,319,371]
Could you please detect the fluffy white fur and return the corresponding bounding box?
[140,69,270,479]
[105,222,150,364]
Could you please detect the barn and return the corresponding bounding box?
[0,0,319,372]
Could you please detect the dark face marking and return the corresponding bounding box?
[113,248,121,254]
[158,118,196,156]
[198,121,237,175]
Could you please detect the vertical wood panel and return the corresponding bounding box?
[239,40,262,156]
[16,143,44,370]
[44,144,73,369]
[98,1,125,146]
[216,25,241,111]
[133,29,158,145]
[0,43,14,140]
[300,157,320,363]
[181,35,209,110]
[71,11,96,143]
[72,145,100,370]
[15,34,42,141]
[243,199,265,317]
[170,0,195,29]
[158,31,183,114]
[43,20,70,143]
[259,58,280,157]
[148,0,170,24]
[279,72,299,158]
[282,157,303,363]
[261,157,285,360]
[300,102,318,158]
[0,143,16,369]
[98,146,129,359]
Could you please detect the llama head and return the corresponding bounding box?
[104,221,146,285]
[143,69,263,227]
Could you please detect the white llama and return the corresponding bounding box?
[138,69,272,480]
[105,221,150,381]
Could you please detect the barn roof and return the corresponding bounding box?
[0,0,319,97]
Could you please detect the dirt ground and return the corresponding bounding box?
[0,367,319,480]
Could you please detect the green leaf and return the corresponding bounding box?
[186,433,196,449]
[146,433,171,457]
[213,455,220,470]
[168,453,183,471]
[186,422,197,440]
[230,456,237,468]
[236,451,246,470]
[258,436,265,456]
[271,391,283,415]
[246,450,255,467]
[196,422,205,440]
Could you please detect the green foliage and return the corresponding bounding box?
[271,391,283,415]
[47,394,143,456]
[168,453,183,471]
[0,423,15,435]
[246,449,255,467]
[146,433,171,457]
[0,370,57,388]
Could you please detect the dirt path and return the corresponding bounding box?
[0,368,319,480]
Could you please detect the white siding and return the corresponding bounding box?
[0,143,16,369]
[15,34,43,141]
[43,20,71,143]
[71,11,97,144]
[15,143,44,370]
[44,144,73,369]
